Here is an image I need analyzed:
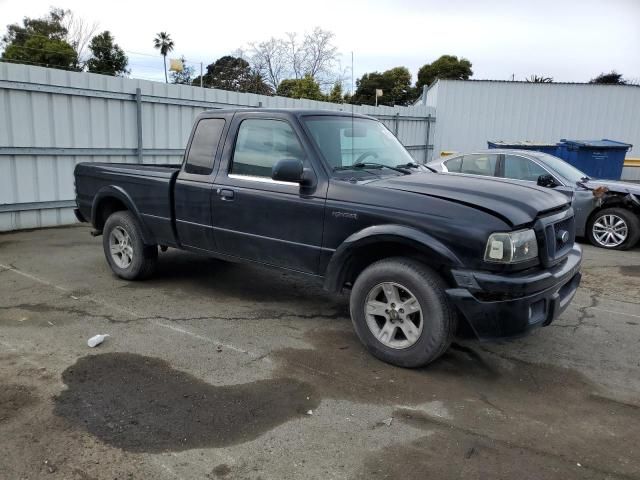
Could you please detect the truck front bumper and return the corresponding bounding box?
[446,244,582,339]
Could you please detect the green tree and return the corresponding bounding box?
[416,55,473,89]
[276,75,324,100]
[276,78,297,97]
[589,71,626,85]
[170,56,194,84]
[245,71,273,94]
[86,31,128,76]
[328,82,344,103]
[195,56,272,93]
[1,7,78,70]
[351,66,414,106]
[153,31,174,83]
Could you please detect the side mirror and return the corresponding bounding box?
[537,174,558,188]
[272,158,304,183]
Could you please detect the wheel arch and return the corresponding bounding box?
[323,225,463,293]
[92,186,154,244]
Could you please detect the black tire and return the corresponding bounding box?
[587,207,640,251]
[102,211,158,280]
[349,257,456,368]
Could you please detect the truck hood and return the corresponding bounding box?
[370,172,569,227]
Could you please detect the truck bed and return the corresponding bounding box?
[74,162,182,246]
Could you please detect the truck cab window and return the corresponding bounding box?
[184,118,225,175]
[231,119,304,178]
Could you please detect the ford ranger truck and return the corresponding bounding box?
[74,109,582,367]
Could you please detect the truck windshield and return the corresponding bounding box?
[303,116,417,171]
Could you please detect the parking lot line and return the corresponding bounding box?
[0,262,263,359]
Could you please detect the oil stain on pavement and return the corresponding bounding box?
[54,353,318,453]
[273,328,640,479]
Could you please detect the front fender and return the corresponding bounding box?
[91,186,154,244]
[323,224,463,292]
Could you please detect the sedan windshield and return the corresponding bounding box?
[303,116,417,171]
[531,152,588,183]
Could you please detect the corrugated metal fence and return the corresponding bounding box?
[0,62,435,231]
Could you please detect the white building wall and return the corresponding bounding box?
[424,80,640,172]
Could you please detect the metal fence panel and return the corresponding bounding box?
[0,62,435,231]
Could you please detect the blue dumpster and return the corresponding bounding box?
[487,141,559,156]
[556,139,632,180]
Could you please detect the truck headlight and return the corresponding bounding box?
[484,229,538,264]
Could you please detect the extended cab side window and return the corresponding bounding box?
[459,154,498,176]
[231,119,304,178]
[184,119,226,175]
[503,154,549,182]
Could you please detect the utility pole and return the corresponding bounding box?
[200,62,203,88]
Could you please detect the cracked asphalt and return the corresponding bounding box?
[1,225,639,480]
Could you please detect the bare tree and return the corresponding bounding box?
[302,27,338,85]
[241,27,339,91]
[62,10,99,66]
[249,37,288,90]
[284,32,306,80]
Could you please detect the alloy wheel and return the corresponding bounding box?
[592,214,628,248]
[364,282,424,349]
[109,226,134,268]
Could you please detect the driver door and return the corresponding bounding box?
[210,113,327,274]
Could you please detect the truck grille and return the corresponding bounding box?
[536,210,575,267]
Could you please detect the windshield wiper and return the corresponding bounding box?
[395,162,420,169]
[333,162,411,174]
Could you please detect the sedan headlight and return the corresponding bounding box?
[484,229,538,264]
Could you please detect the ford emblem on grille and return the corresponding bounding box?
[557,230,570,244]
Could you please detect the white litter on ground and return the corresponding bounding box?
[87,334,109,348]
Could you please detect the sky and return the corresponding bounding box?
[1,0,639,89]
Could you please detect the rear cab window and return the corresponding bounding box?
[184,118,226,175]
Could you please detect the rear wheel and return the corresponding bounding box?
[349,257,456,368]
[587,208,640,250]
[103,211,158,280]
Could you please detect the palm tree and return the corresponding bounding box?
[153,32,174,83]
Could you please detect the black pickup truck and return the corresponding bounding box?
[74,109,582,367]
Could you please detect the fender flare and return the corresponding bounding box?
[91,186,154,244]
[323,224,463,292]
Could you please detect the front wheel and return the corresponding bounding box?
[102,211,158,280]
[349,257,456,368]
[587,208,640,250]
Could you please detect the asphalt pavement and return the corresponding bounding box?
[1,225,639,479]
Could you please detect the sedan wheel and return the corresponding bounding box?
[591,214,628,248]
[365,281,424,350]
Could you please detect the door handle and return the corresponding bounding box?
[217,188,235,201]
